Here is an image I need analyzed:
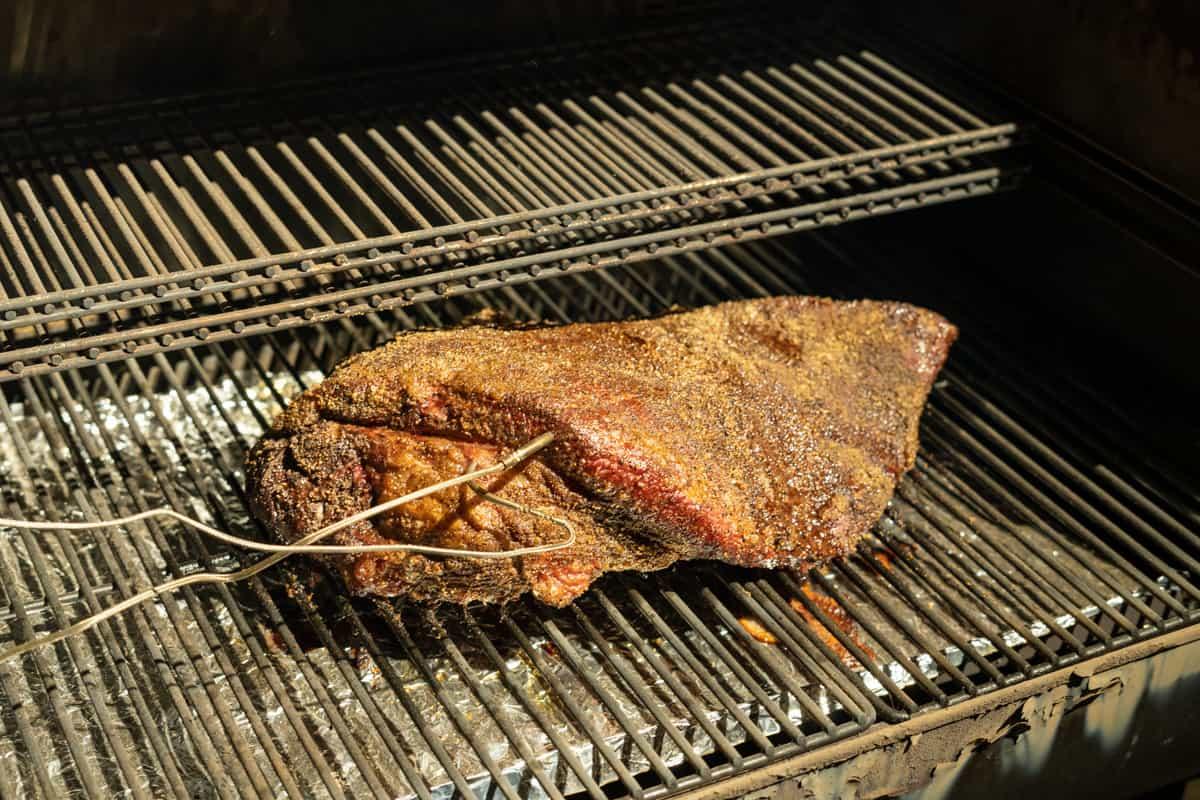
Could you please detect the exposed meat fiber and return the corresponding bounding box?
[244,296,956,606]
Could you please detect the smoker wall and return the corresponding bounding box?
[871,0,1200,200]
[0,0,790,102]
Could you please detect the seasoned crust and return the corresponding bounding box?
[245,422,681,605]
[244,296,956,606]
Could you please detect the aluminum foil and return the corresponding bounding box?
[0,362,1176,800]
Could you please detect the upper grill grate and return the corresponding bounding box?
[0,22,1018,379]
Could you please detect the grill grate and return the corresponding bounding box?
[0,22,1018,379]
[0,235,1196,799]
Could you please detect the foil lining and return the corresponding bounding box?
[0,362,1173,800]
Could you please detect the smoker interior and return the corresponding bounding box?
[0,10,1198,800]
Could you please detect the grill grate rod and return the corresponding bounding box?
[0,175,291,796]
[906,471,1114,648]
[1,125,1007,314]
[0,30,1018,377]
[28,135,411,795]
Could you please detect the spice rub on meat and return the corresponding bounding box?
[244,296,956,606]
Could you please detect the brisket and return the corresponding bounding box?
[244,296,956,606]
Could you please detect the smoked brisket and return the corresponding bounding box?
[244,296,956,606]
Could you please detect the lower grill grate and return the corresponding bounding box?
[0,237,1196,799]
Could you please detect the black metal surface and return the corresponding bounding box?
[0,231,1195,798]
[872,0,1200,201]
[0,20,1019,379]
[0,1,784,103]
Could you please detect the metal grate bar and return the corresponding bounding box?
[657,587,805,742]
[572,603,716,781]
[438,618,571,800]
[890,494,1067,667]
[622,587,779,757]
[48,164,392,798]
[945,383,1200,579]
[728,577,897,721]
[15,376,262,800]
[0,24,1018,376]
[904,475,1111,649]
[593,589,746,768]
[500,611,649,799]
[65,279,390,799]
[0,472,115,799]
[540,612,685,791]
[793,567,952,704]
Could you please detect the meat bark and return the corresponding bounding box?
[244,296,956,606]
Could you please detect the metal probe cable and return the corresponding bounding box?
[0,432,569,664]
